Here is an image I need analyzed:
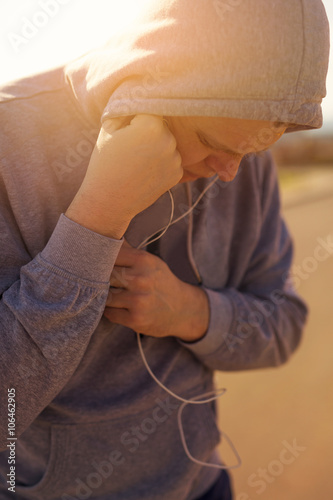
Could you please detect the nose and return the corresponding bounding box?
[205,155,242,182]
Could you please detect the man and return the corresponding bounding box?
[0,0,329,499]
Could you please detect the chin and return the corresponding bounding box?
[178,173,199,183]
[179,170,217,183]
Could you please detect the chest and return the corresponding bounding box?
[125,180,261,290]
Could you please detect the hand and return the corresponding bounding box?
[103,240,210,341]
[65,115,183,239]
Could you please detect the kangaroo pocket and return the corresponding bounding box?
[14,388,221,500]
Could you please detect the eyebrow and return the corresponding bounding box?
[196,131,271,158]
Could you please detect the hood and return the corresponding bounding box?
[65,0,330,133]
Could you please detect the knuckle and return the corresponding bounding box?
[139,114,161,134]
[118,269,131,286]
[130,308,146,328]
[136,251,151,267]
[132,293,148,310]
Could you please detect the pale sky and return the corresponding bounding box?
[1,0,332,127]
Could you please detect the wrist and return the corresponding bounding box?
[176,283,210,343]
[66,191,131,240]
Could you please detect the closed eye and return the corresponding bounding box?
[197,131,271,160]
[197,133,242,160]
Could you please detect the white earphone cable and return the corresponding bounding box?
[137,174,219,250]
[133,175,242,470]
[136,331,242,469]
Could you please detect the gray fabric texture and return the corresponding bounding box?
[66,0,330,132]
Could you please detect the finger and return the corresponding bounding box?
[102,115,135,134]
[114,245,141,267]
[131,114,164,130]
[103,306,132,328]
[110,266,134,288]
[114,248,135,267]
[122,239,133,248]
[106,288,133,308]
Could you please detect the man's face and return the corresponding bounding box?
[165,116,287,183]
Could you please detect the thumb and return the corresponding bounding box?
[122,239,133,248]
[102,115,135,134]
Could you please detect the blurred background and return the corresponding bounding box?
[1,1,332,499]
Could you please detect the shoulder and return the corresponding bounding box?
[0,66,83,155]
[236,150,280,213]
[0,67,97,246]
[0,66,65,102]
[0,66,96,188]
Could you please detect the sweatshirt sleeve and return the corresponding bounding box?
[178,156,308,371]
[0,213,123,450]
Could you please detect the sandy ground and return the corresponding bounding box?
[214,176,333,500]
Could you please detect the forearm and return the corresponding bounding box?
[178,284,308,371]
[65,190,131,239]
[65,115,182,239]
[0,214,123,448]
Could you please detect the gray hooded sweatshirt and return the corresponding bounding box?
[0,0,329,499]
